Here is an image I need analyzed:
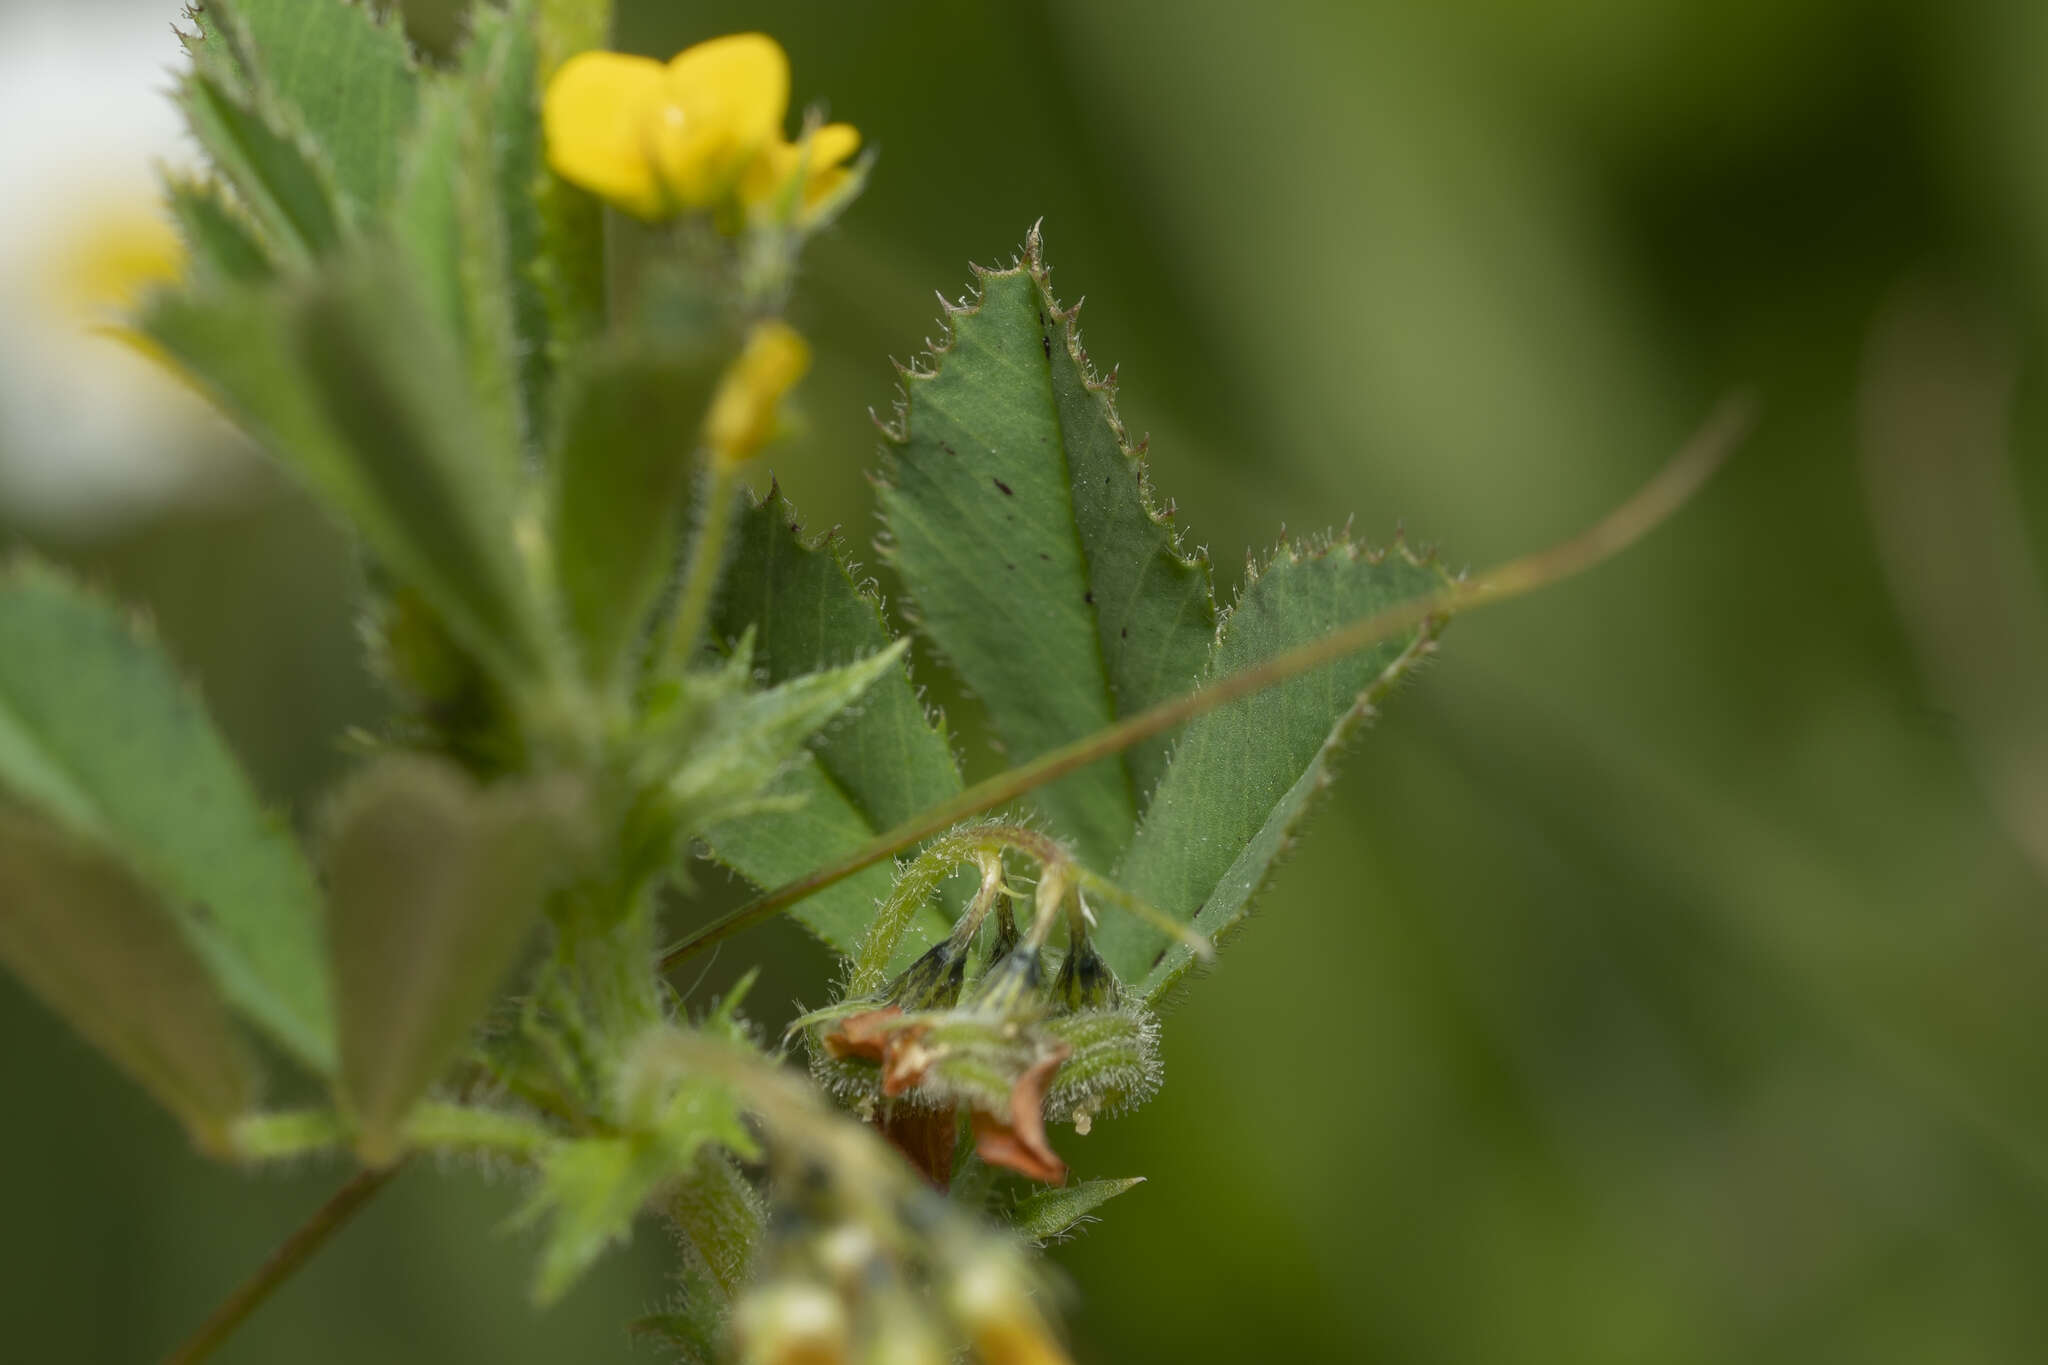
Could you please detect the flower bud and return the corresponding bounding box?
[1051,939,1119,1012]
[883,937,968,1014]
[706,321,811,467]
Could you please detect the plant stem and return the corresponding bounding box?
[160,1164,402,1365]
[665,458,742,674]
[660,394,1754,971]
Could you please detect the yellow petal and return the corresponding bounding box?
[704,322,812,467]
[808,122,861,172]
[542,51,671,219]
[739,123,864,221]
[665,34,789,144]
[653,33,790,206]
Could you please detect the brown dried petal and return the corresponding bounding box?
[822,1006,903,1062]
[879,1029,936,1097]
[970,1045,1072,1185]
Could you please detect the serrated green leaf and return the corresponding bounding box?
[163,178,273,285]
[699,493,960,957]
[203,0,419,216]
[1097,543,1451,995]
[549,345,722,688]
[324,756,590,1164]
[0,812,256,1154]
[0,561,334,1071]
[700,758,917,959]
[719,493,963,828]
[878,229,1216,869]
[1008,1176,1145,1243]
[178,72,342,260]
[142,257,556,689]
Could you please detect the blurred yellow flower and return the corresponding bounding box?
[945,1258,1073,1365]
[705,321,811,467]
[542,32,858,225]
[47,207,182,320]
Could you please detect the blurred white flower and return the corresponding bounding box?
[0,4,246,536]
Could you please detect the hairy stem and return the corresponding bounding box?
[665,458,742,674]
[661,395,1753,970]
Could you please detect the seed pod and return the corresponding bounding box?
[1041,1007,1160,1121]
[883,937,968,1013]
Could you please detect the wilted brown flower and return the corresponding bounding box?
[969,1044,1071,1185]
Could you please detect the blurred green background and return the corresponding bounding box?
[6,0,2048,1360]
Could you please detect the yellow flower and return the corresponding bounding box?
[742,121,862,225]
[45,202,184,370]
[542,32,858,225]
[705,321,811,467]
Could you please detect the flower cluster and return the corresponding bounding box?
[811,851,1162,1189]
[542,33,861,227]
